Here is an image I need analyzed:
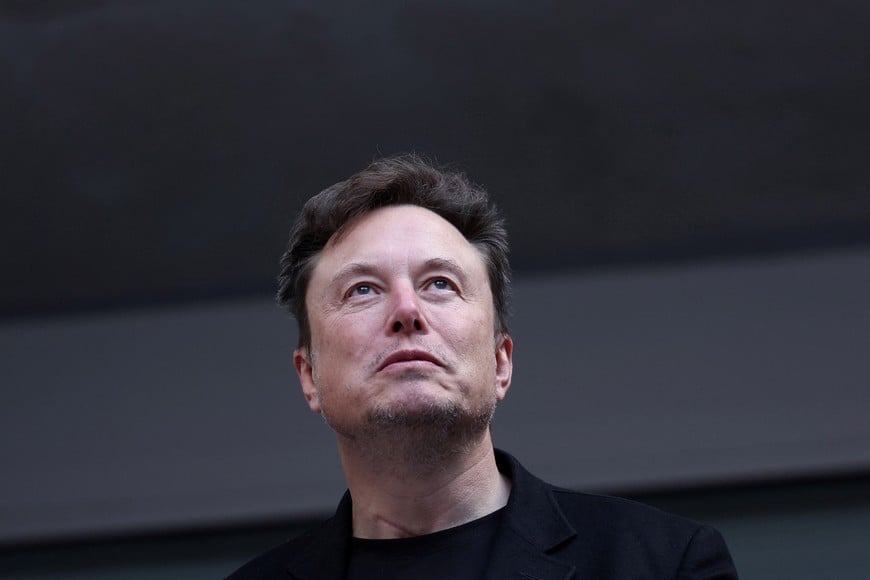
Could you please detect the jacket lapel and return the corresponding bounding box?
[486,450,578,580]
[486,525,577,580]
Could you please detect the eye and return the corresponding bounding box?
[346,283,375,298]
[428,278,456,292]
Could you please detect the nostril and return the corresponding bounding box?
[392,320,403,332]
[413,319,421,331]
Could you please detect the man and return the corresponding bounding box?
[227,154,739,579]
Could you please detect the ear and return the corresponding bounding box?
[494,334,513,401]
[294,347,322,414]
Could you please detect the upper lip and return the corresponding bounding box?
[377,349,443,371]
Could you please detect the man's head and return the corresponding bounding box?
[277,155,513,452]
[277,154,511,351]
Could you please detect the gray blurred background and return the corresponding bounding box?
[1,1,869,578]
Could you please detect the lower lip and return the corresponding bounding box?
[380,360,440,373]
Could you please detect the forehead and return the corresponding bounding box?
[311,205,488,281]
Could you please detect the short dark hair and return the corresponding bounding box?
[277,153,511,349]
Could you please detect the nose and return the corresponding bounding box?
[387,282,428,335]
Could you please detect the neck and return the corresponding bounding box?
[337,431,510,539]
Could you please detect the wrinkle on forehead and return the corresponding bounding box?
[323,204,426,249]
[323,206,481,265]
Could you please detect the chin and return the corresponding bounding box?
[371,397,461,428]
[371,392,496,434]
[322,385,497,440]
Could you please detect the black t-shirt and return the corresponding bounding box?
[346,507,506,580]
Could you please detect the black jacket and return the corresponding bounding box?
[226,450,738,579]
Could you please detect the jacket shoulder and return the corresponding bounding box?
[552,486,701,537]
[549,487,737,579]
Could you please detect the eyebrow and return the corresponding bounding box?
[328,262,380,290]
[327,258,467,289]
[421,257,465,278]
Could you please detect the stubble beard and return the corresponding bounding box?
[309,342,499,469]
[320,382,497,469]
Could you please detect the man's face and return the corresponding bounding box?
[294,204,512,438]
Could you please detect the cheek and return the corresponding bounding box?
[313,312,379,363]
[448,321,498,371]
[460,306,497,348]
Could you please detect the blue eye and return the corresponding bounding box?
[430,278,454,291]
[353,284,372,295]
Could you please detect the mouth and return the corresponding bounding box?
[377,349,443,372]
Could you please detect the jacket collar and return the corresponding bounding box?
[286,449,577,580]
[486,449,577,579]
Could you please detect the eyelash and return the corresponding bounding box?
[347,284,375,298]
[427,277,456,292]
[344,277,457,299]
